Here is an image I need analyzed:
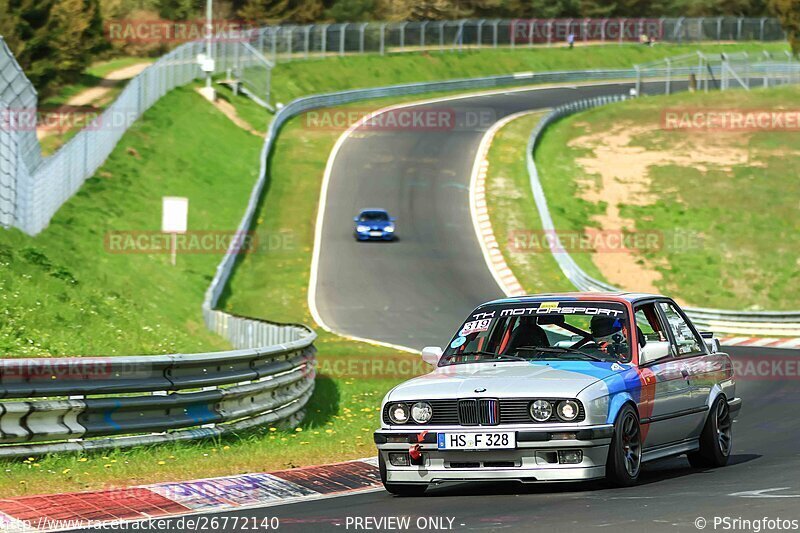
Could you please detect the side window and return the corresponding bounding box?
[633,303,668,346]
[658,302,703,356]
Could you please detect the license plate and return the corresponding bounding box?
[369,231,382,237]
[437,432,515,450]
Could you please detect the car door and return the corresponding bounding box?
[634,301,699,449]
[657,300,709,439]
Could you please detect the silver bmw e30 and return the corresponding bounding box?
[374,292,741,495]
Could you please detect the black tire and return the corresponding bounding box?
[605,404,642,487]
[379,454,428,496]
[688,397,732,468]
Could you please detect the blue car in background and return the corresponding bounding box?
[354,208,396,241]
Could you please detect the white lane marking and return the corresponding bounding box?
[730,487,800,498]
[468,111,537,298]
[308,80,633,352]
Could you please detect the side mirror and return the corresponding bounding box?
[699,331,719,353]
[353,216,359,222]
[639,341,671,366]
[421,346,443,366]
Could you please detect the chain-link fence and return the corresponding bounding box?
[244,18,786,63]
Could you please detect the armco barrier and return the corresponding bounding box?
[524,76,800,336]
[0,334,315,458]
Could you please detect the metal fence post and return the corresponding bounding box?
[321,24,328,54]
[737,17,743,41]
[438,21,444,52]
[420,21,428,48]
[340,23,347,56]
[665,57,671,95]
[716,17,722,41]
[619,18,626,44]
[547,19,553,46]
[458,20,465,51]
[697,17,703,42]
[287,27,293,58]
[399,22,408,51]
[271,28,277,63]
[760,17,766,41]
[582,19,588,43]
[359,23,367,53]
[304,26,310,59]
[380,23,386,55]
[477,19,484,48]
[492,20,499,48]
[601,18,607,42]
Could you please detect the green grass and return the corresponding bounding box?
[535,84,800,310]
[0,82,434,497]
[269,43,789,105]
[0,86,264,357]
[484,112,575,294]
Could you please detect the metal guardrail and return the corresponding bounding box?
[524,69,800,335]
[0,333,316,458]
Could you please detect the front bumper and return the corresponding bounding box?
[375,425,612,484]
[355,230,394,241]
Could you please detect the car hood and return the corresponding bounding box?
[387,360,629,400]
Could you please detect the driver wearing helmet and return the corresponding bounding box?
[590,315,628,356]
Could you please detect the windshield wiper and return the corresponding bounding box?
[444,351,527,362]
[517,346,605,362]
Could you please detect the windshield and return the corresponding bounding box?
[441,300,632,365]
[359,211,389,222]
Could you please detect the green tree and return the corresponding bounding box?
[769,0,799,55]
[325,0,375,21]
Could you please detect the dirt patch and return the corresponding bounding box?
[568,121,761,293]
[202,91,265,138]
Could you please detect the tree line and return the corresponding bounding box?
[0,0,797,96]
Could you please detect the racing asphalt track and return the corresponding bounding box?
[311,80,689,350]
[78,80,798,532]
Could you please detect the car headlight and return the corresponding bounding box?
[388,403,410,424]
[530,399,553,422]
[384,225,395,232]
[356,225,370,233]
[411,402,432,423]
[557,400,580,421]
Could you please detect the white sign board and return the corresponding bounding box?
[162,197,188,234]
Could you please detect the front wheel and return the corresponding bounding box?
[605,404,642,487]
[688,397,732,468]
[379,454,428,496]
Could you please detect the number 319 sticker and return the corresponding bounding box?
[460,319,491,336]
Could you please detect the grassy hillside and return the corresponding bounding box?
[0,86,262,356]
[269,43,789,104]
[535,84,800,310]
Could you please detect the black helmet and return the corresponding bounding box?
[590,315,623,342]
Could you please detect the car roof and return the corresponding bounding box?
[358,208,389,214]
[482,292,668,306]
